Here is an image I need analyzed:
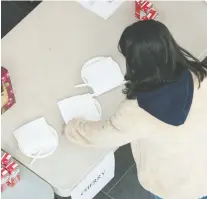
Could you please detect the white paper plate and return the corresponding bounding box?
[81,56,107,86]
[75,56,106,88]
[18,125,59,159]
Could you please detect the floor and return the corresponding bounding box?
[1,1,41,38]
[93,144,153,199]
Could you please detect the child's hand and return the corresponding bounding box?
[64,118,84,139]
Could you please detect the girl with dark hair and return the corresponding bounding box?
[65,20,207,199]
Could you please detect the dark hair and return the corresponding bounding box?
[119,20,207,99]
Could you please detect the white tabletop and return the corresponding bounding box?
[2,1,207,197]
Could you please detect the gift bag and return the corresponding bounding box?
[135,0,158,20]
[1,153,20,192]
[1,67,15,114]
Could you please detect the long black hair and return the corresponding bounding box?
[119,20,207,99]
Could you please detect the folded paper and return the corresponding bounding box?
[77,0,124,20]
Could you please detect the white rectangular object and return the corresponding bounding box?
[71,151,115,199]
[57,93,101,124]
[77,0,124,20]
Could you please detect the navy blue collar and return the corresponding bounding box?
[137,71,194,126]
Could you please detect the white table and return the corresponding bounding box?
[2,1,207,197]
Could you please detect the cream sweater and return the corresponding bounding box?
[65,78,207,199]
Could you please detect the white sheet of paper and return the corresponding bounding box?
[81,57,124,96]
[57,93,101,124]
[13,117,58,156]
[77,0,124,20]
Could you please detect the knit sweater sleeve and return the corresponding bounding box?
[64,99,150,148]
